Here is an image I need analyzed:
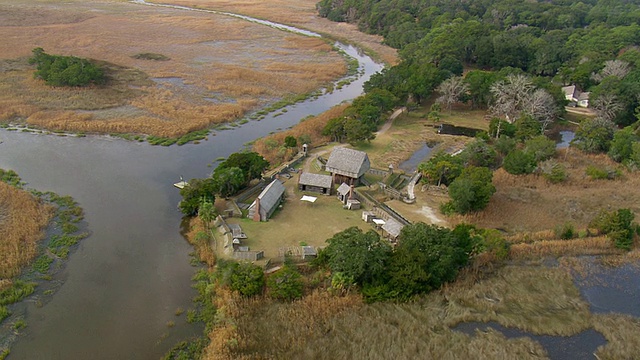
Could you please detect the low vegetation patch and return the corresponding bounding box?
[29,48,105,87]
[131,53,170,61]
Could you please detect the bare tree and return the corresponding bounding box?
[436,76,468,112]
[489,74,534,122]
[592,93,623,122]
[490,74,557,132]
[591,60,631,82]
[524,88,557,132]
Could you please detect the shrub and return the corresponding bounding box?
[608,127,638,163]
[267,265,304,301]
[218,260,264,297]
[572,118,615,154]
[590,208,636,250]
[555,222,575,240]
[489,118,516,138]
[460,139,498,168]
[503,150,536,175]
[537,160,567,183]
[524,135,556,162]
[586,165,621,180]
[448,166,496,214]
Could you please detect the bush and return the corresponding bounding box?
[537,160,567,183]
[572,118,615,154]
[503,150,537,175]
[489,118,516,138]
[608,127,638,163]
[555,222,575,240]
[590,209,636,250]
[448,166,496,214]
[524,135,556,162]
[586,165,621,180]
[493,136,517,156]
[267,265,304,301]
[460,139,498,168]
[218,260,265,297]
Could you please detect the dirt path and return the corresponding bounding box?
[302,148,330,172]
[377,107,406,136]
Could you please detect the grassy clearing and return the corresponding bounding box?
[0,0,346,137]
[451,150,640,233]
[355,103,488,170]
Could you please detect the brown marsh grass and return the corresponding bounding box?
[147,0,399,65]
[0,0,346,137]
[252,104,349,164]
[206,265,599,359]
[0,182,54,284]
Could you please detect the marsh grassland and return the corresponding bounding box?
[0,0,347,137]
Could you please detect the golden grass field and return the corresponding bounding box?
[0,183,54,290]
[0,0,350,137]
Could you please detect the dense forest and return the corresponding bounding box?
[318,0,640,127]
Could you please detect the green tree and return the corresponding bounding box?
[219,261,265,297]
[322,117,347,142]
[503,150,537,175]
[461,139,498,168]
[572,118,616,154]
[524,135,556,162]
[590,208,636,250]
[418,151,464,186]
[179,178,216,216]
[198,198,215,229]
[388,223,475,300]
[344,118,375,145]
[212,166,245,198]
[608,126,639,163]
[267,263,304,301]
[217,152,269,184]
[29,47,105,87]
[284,135,297,148]
[447,166,496,214]
[320,227,392,286]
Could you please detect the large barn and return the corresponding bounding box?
[325,147,370,185]
[247,179,285,222]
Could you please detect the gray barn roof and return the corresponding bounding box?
[248,179,285,220]
[299,172,333,188]
[325,147,370,179]
[382,218,404,239]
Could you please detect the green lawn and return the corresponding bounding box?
[225,177,369,262]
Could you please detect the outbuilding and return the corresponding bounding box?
[298,172,333,195]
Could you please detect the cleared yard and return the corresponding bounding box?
[224,176,370,260]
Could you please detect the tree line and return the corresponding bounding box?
[318,0,640,127]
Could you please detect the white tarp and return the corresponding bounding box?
[372,218,386,225]
[300,195,317,203]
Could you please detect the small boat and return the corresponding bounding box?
[173,176,188,189]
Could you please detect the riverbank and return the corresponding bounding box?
[0,169,89,357]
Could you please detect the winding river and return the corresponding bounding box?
[0,2,383,359]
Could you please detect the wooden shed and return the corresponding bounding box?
[298,172,333,195]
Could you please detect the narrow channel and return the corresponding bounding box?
[0,2,383,359]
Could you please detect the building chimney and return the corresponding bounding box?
[349,185,355,200]
[253,197,261,222]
